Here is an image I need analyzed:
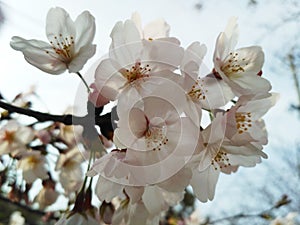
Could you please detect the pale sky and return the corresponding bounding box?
[1,0,299,220]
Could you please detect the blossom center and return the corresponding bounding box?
[46,34,75,62]
[211,149,231,170]
[187,79,207,101]
[4,130,15,144]
[221,52,248,76]
[235,112,252,134]
[25,156,41,168]
[121,62,151,83]
[144,122,168,151]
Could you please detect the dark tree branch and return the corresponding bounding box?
[0,195,57,225]
[0,100,111,127]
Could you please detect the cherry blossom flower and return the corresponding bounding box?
[94,19,184,102]
[225,93,278,142]
[179,41,234,126]
[131,12,170,40]
[34,179,59,209]
[36,129,52,145]
[190,93,278,202]
[213,17,271,96]
[89,164,189,225]
[112,88,199,184]
[58,123,83,147]
[190,110,269,202]
[10,7,96,75]
[0,120,34,156]
[9,211,25,225]
[55,147,84,195]
[17,151,48,183]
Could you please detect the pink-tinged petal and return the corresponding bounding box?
[116,85,143,116]
[184,98,202,127]
[171,118,201,157]
[230,72,271,95]
[222,46,264,77]
[113,128,138,149]
[158,167,192,192]
[124,186,144,204]
[200,75,234,109]
[17,126,34,143]
[143,96,179,125]
[202,112,226,145]
[223,142,267,158]
[213,17,238,63]
[10,36,67,74]
[110,20,141,48]
[0,142,9,155]
[238,93,279,120]
[109,20,142,66]
[239,123,267,144]
[88,83,110,107]
[68,44,96,73]
[227,46,264,76]
[223,17,239,52]
[131,12,143,37]
[128,202,149,225]
[142,38,184,71]
[161,190,184,206]
[142,186,168,215]
[131,12,170,39]
[112,205,128,225]
[143,18,170,39]
[142,80,185,123]
[129,108,148,138]
[227,154,262,167]
[95,58,126,100]
[214,32,230,63]
[220,164,239,174]
[181,42,207,79]
[229,131,257,145]
[46,7,75,41]
[252,120,268,145]
[74,11,95,51]
[95,176,123,202]
[190,165,220,202]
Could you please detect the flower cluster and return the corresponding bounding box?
[7,7,278,225]
[87,12,277,224]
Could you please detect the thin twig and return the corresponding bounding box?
[288,52,300,110]
[200,195,291,225]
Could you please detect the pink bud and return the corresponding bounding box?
[88,83,110,107]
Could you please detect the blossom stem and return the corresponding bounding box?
[76,72,91,93]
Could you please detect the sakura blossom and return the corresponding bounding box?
[34,179,59,209]
[94,19,184,103]
[10,7,96,75]
[17,151,48,183]
[55,147,84,195]
[213,17,272,96]
[0,120,34,156]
